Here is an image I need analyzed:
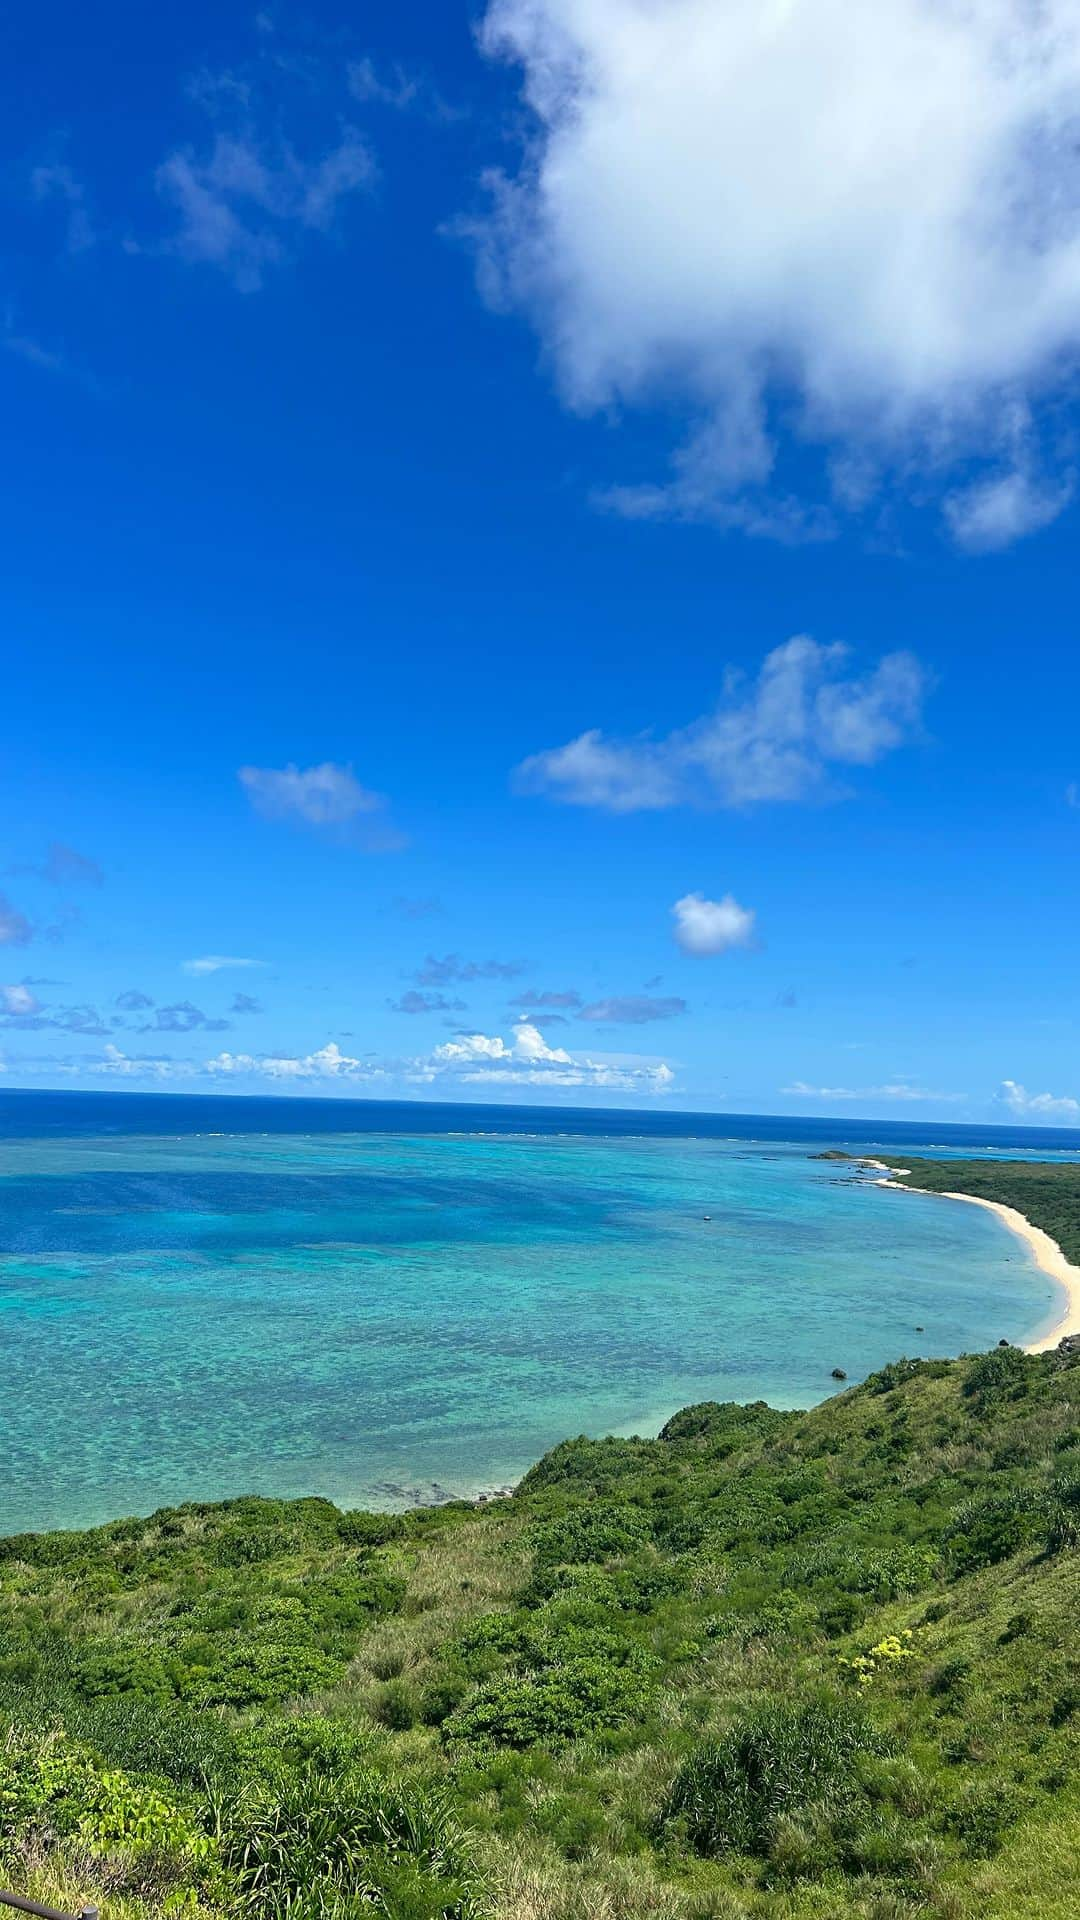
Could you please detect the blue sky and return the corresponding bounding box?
[5,0,1080,1121]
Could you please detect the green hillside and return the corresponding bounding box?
[1,1339,1078,1920]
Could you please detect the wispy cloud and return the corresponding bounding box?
[0,895,33,947]
[474,0,1080,548]
[182,955,264,976]
[580,995,686,1025]
[139,1001,231,1034]
[673,893,756,957]
[239,761,404,848]
[783,1080,966,1104]
[230,992,263,1015]
[388,990,467,1015]
[511,988,581,1010]
[30,160,95,254]
[415,954,525,986]
[514,639,926,813]
[11,843,104,887]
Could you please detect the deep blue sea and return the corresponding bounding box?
[2,1090,1076,1533]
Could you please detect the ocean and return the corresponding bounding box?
[1,1089,1076,1533]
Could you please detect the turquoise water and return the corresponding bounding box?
[0,1108,1063,1533]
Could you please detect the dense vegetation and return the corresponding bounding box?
[1,1333,1078,1919]
[880,1157,1080,1264]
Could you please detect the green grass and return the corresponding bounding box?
[1,1304,1078,1917]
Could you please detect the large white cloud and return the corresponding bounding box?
[477,0,1080,544]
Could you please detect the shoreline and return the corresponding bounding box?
[864,1162,1080,1354]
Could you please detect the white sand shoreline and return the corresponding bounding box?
[863,1163,1080,1354]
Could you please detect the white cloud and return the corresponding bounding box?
[157,130,375,291]
[783,1079,967,1103]
[514,638,925,811]
[414,1019,675,1094]
[182,955,264,976]
[998,1078,1080,1123]
[206,1042,388,1082]
[475,0,1080,546]
[239,761,383,826]
[1,985,39,1015]
[239,761,404,847]
[672,892,755,957]
[945,468,1075,552]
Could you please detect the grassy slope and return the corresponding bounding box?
[880,1157,1080,1265]
[0,1337,1078,1919]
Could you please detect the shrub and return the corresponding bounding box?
[963,1347,1029,1410]
[197,1641,343,1708]
[337,1509,405,1547]
[940,1492,1039,1574]
[528,1504,653,1567]
[1044,1470,1080,1553]
[444,1658,653,1750]
[221,1761,481,1918]
[661,1697,894,1861]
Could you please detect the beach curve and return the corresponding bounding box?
[867,1164,1080,1354]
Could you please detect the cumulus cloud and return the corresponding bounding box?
[415,954,526,986]
[580,995,686,1024]
[412,1019,675,1094]
[388,990,468,1015]
[206,1042,388,1082]
[19,1022,675,1098]
[0,895,33,946]
[998,1079,1080,1123]
[475,0,1080,546]
[182,955,263,976]
[783,1079,966,1103]
[157,129,375,292]
[673,893,755,957]
[116,990,154,1011]
[514,638,925,812]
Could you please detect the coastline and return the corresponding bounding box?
[866,1163,1080,1354]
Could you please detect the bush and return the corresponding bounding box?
[528,1504,653,1567]
[661,1697,894,1861]
[444,1658,652,1750]
[221,1761,481,1918]
[941,1493,1039,1575]
[337,1509,405,1548]
[963,1347,1029,1409]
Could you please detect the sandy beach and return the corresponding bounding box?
[868,1166,1080,1354]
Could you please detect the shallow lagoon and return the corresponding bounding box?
[0,1107,1062,1532]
